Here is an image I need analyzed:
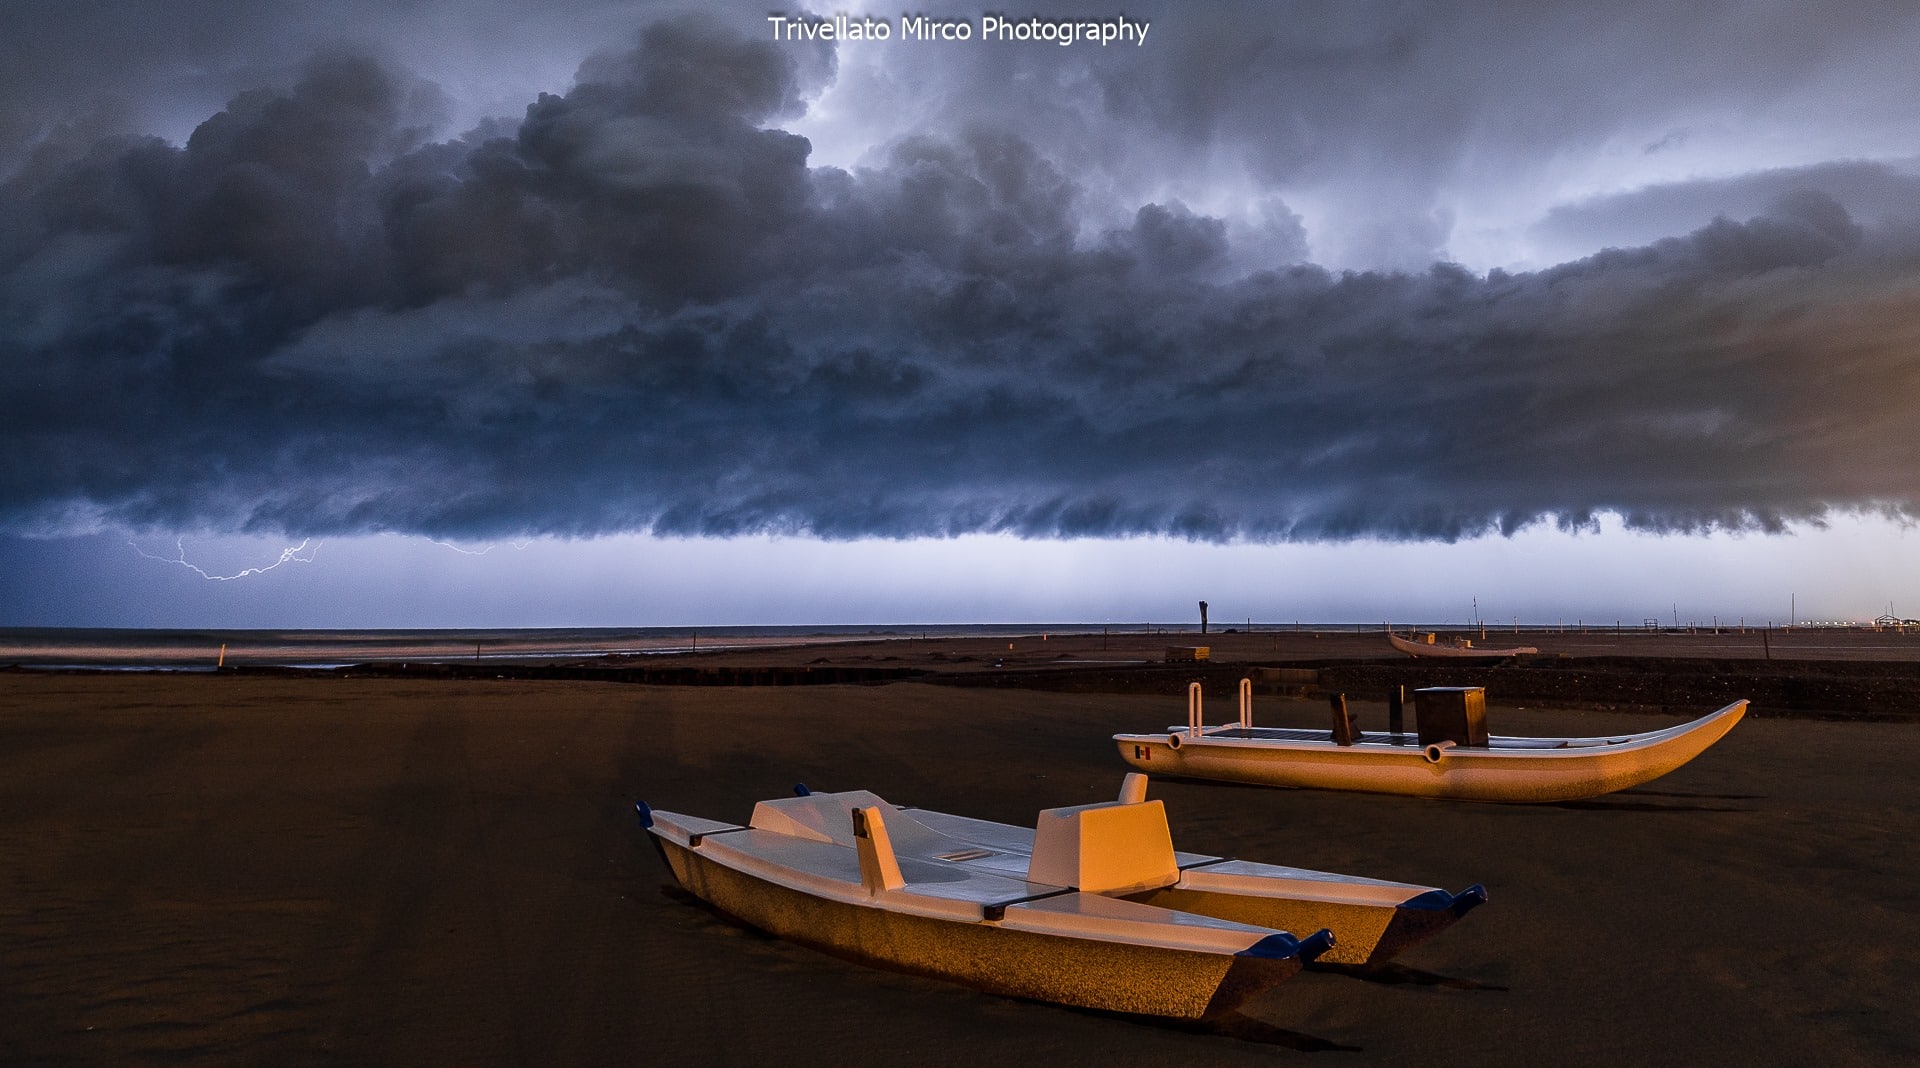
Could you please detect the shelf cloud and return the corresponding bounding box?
[6,6,1920,544]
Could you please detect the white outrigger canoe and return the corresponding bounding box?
[639,774,1484,1018]
[1388,631,1538,658]
[1116,681,1747,803]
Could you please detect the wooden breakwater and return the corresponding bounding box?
[192,653,1920,720]
[225,662,933,687]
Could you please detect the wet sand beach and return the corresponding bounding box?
[2,665,1916,1064]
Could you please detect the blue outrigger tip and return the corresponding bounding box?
[1239,927,1336,963]
[1402,884,1489,917]
[634,800,654,829]
[793,783,811,796]
[1451,884,1489,917]
[1295,928,1337,963]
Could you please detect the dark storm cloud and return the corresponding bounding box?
[5,12,1920,544]
[0,0,656,163]
[806,1,1920,267]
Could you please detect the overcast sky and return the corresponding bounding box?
[3,1,1918,627]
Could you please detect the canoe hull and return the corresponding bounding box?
[656,837,1299,1019]
[1387,631,1538,658]
[1116,701,1746,803]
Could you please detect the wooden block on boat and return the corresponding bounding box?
[1329,693,1357,746]
[1165,646,1210,662]
[852,806,907,894]
[1414,686,1488,747]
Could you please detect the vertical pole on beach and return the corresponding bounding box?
[1388,685,1404,736]
[1188,682,1203,737]
[1199,600,1209,635]
[218,643,225,669]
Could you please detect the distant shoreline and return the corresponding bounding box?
[7,625,1918,721]
[3,620,1909,668]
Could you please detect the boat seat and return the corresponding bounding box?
[1027,798,1179,894]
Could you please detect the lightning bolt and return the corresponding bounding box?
[428,539,533,555]
[129,536,321,580]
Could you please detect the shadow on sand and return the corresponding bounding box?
[1617,787,1766,801]
[1551,794,1750,813]
[1310,959,1508,992]
[1086,1006,1360,1053]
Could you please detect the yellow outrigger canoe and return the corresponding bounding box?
[1116,681,1746,803]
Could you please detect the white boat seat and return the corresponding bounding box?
[1028,799,1179,894]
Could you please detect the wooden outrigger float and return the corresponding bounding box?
[1116,681,1747,803]
[638,774,1483,1017]
[1388,630,1538,658]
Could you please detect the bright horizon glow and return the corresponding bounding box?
[6,513,1913,630]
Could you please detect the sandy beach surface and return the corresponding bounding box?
[3,669,1916,1065]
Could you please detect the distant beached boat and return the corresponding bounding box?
[1115,681,1747,803]
[638,774,1484,1017]
[1388,630,1538,658]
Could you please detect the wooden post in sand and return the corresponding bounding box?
[218,644,226,668]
